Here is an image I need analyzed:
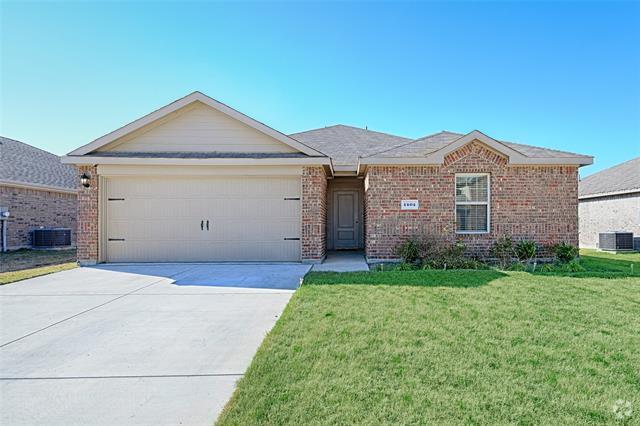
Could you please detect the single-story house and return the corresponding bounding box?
[61,92,593,265]
[578,157,640,249]
[0,136,77,250]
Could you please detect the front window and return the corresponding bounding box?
[455,174,490,233]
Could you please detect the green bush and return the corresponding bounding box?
[539,264,555,273]
[515,240,537,262]
[507,262,526,271]
[395,262,416,271]
[395,238,422,264]
[490,235,515,269]
[552,242,579,263]
[395,237,487,270]
[559,259,585,272]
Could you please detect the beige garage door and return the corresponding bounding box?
[104,176,301,262]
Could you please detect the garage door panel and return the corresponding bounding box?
[212,219,300,240]
[105,176,301,262]
[109,219,205,241]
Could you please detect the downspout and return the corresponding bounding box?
[0,210,8,252]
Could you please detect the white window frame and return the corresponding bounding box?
[455,173,490,234]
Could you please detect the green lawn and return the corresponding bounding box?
[218,251,640,425]
[0,248,77,273]
[0,262,78,285]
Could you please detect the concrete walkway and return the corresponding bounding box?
[312,251,370,272]
[0,263,310,425]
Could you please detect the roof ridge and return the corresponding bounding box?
[362,130,463,159]
[291,124,411,141]
[413,130,464,142]
[0,135,61,158]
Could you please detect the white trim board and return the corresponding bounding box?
[0,180,78,195]
[61,155,332,167]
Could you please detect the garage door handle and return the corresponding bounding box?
[201,220,204,230]
[206,220,209,231]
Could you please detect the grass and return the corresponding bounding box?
[0,262,77,285]
[579,249,640,273]
[0,248,76,273]
[218,251,640,425]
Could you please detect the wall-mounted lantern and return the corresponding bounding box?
[80,172,91,188]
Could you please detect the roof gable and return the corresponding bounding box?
[426,130,528,164]
[443,140,509,168]
[69,92,325,157]
[361,130,593,166]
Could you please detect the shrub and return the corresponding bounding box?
[396,236,489,270]
[490,235,515,269]
[395,262,416,271]
[560,259,585,272]
[507,262,526,271]
[539,264,555,273]
[395,238,422,264]
[552,242,579,263]
[515,240,537,262]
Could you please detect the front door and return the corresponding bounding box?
[333,190,359,249]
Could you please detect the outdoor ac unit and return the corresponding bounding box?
[598,232,634,251]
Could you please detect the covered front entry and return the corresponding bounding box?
[103,175,301,262]
[326,177,365,250]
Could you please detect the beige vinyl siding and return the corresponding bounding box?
[104,175,301,262]
[99,102,298,153]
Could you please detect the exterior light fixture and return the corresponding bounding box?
[80,172,91,188]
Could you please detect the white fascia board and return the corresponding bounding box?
[68,92,327,157]
[61,155,332,167]
[0,180,78,194]
[360,156,592,166]
[579,188,640,200]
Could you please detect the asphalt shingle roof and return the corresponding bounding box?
[290,125,411,166]
[290,126,589,168]
[364,131,589,160]
[0,136,77,190]
[579,157,640,198]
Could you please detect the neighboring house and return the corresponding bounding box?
[61,92,593,265]
[578,157,640,249]
[0,136,78,250]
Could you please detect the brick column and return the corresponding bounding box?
[77,165,99,265]
[301,166,327,263]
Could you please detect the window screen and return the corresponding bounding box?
[455,175,489,232]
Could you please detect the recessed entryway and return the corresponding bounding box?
[327,177,365,251]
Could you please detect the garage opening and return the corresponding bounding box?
[103,175,301,262]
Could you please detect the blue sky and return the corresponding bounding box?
[1,1,638,177]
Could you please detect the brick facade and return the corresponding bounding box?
[365,141,579,259]
[0,185,77,250]
[301,166,327,262]
[76,165,99,265]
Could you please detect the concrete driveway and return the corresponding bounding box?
[0,263,310,425]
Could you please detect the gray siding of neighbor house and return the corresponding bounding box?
[578,192,640,248]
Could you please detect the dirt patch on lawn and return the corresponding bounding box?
[0,249,77,273]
